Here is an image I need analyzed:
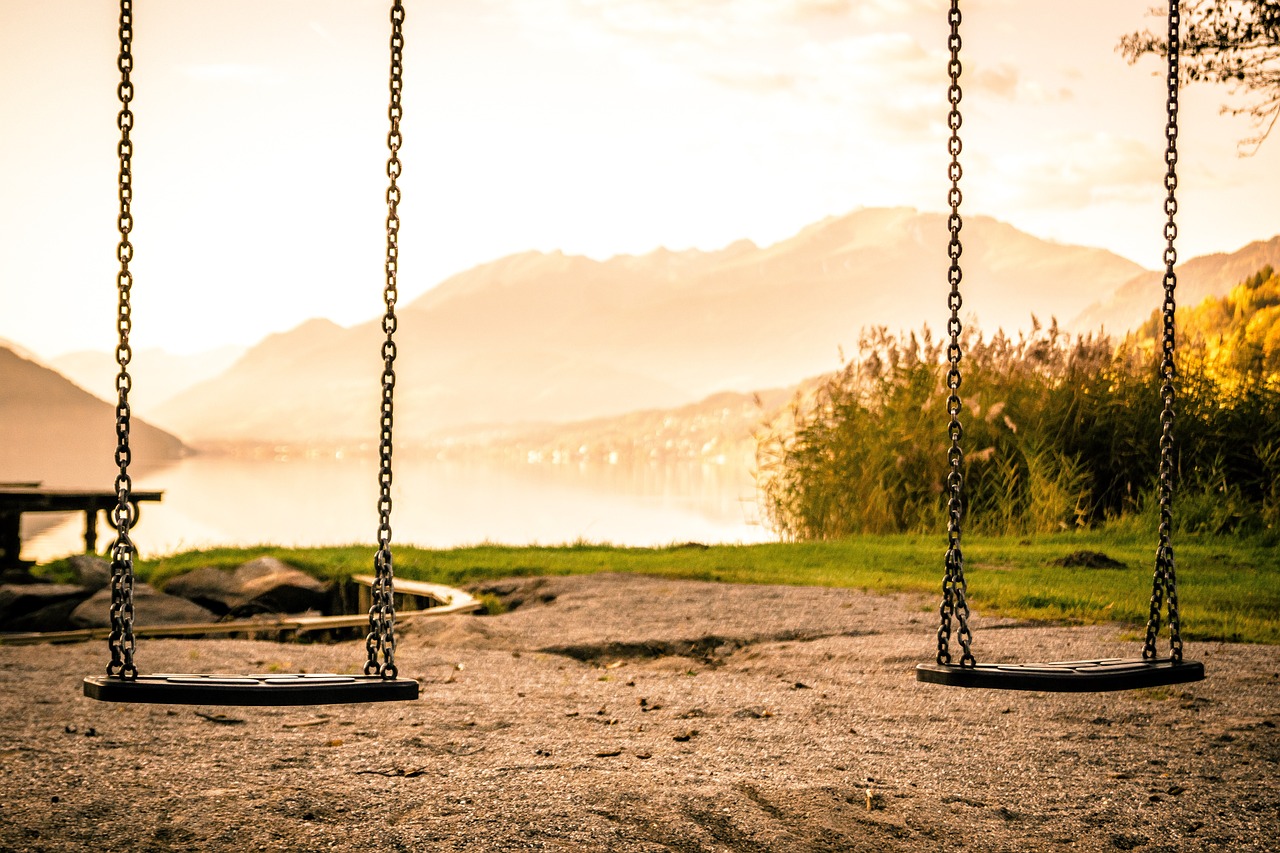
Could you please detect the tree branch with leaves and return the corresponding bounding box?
[1120,1,1280,152]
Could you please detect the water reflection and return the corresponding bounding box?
[22,454,774,562]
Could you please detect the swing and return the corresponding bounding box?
[83,0,418,706]
[915,0,1205,693]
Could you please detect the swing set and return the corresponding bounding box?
[82,0,417,706]
[82,0,1204,706]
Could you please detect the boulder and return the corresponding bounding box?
[161,557,330,617]
[5,598,86,633]
[232,556,297,584]
[227,557,330,616]
[161,566,240,615]
[69,584,216,628]
[67,555,111,591]
[0,583,91,628]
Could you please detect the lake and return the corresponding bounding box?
[20,454,775,563]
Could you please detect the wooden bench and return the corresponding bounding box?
[0,486,163,569]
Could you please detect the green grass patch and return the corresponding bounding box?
[71,531,1280,645]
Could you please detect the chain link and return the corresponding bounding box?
[107,0,138,680]
[366,0,405,680]
[937,0,975,668]
[1144,0,1184,663]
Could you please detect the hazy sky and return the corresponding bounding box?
[3,0,1278,358]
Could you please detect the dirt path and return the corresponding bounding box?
[1,573,1276,852]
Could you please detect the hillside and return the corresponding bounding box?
[50,345,246,420]
[445,386,801,470]
[1071,236,1280,333]
[0,346,188,488]
[1131,264,1280,378]
[151,208,1147,446]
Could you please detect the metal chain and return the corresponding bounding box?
[937,0,975,668]
[107,0,138,680]
[366,0,405,679]
[1144,0,1184,663]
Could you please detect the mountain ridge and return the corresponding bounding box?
[147,207,1150,445]
[1072,236,1280,332]
[96,208,1275,448]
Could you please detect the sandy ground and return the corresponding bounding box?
[0,573,1276,852]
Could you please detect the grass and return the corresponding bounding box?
[47,530,1278,646]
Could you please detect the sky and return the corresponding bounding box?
[2,0,1278,358]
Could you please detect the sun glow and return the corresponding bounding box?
[1,0,1277,358]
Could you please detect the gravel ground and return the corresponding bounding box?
[0,573,1276,852]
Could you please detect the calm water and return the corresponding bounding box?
[22,454,775,562]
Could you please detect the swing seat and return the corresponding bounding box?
[915,657,1204,693]
[83,672,419,706]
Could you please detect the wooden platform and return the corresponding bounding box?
[0,486,163,568]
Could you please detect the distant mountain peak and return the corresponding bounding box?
[152,206,1176,447]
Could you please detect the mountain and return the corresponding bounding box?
[1071,236,1280,333]
[0,346,189,489]
[49,344,247,420]
[152,207,1148,446]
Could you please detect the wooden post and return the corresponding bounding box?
[83,509,98,554]
[0,512,21,568]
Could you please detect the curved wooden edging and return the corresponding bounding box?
[0,576,480,646]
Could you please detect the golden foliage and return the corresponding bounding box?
[1134,265,1280,386]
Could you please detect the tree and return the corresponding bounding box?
[1120,1,1280,152]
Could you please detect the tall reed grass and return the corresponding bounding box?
[757,305,1280,540]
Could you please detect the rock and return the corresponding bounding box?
[69,584,216,628]
[0,568,40,585]
[6,598,86,633]
[161,557,331,616]
[0,583,91,628]
[161,566,240,615]
[232,556,297,584]
[732,707,773,719]
[67,555,111,591]
[227,557,329,616]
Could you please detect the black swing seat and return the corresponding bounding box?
[83,672,420,706]
[915,657,1204,693]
